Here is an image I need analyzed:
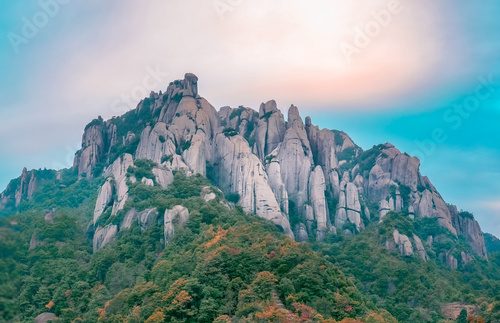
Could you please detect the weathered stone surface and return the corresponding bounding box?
[44,209,55,223]
[93,154,134,225]
[379,199,392,220]
[308,166,328,240]
[158,73,201,123]
[136,122,176,164]
[121,208,137,230]
[439,250,458,270]
[449,205,487,258]
[363,144,458,236]
[276,106,313,215]
[392,229,413,256]
[93,225,118,252]
[412,234,428,261]
[391,153,420,189]
[265,150,289,215]
[121,208,158,231]
[295,223,309,242]
[106,154,134,216]
[141,177,154,186]
[152,166,174,188]
[73,117,116,178]
[138,208,159,230]
[164,205,190,244]
[441,303,478,320]
[215,133,293,237]
[201,186,217,202]
[34,312,58,323]
[219,106,259,143]
[415,189,456,235]
[254,100,286,160]
[93,178,114,224]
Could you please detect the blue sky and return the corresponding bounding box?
[0,0,499,235]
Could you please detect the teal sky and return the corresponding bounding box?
[0,1,499,235]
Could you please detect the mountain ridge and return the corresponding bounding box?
[0,73,488,267]
[1,73,499,322]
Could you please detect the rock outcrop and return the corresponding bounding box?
[164,205,190,244]
[449,206,487,258]
[392,229,413,257]
[121,208,159,231]
[93,154,135,224]
[254,100,286,160]
[308,166,328,240]
[34,312,58,323]
[412,234,428,261]
[93,224,118,251]
[0,168,55,211]
[215,133,293,238]
[73,117,116,178]
[441,303,478,320]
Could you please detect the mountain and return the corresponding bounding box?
[0,73,498,322]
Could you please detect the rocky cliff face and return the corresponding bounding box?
[2,73,488,262]
[0,168,57,211]
[73,117,117,178]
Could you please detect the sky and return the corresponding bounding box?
[0,0,499,235]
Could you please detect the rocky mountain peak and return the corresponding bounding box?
[287,104,303,125]
[1,73,489,265]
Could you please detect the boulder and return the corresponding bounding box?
[201,186,217,202]
[141,177,154,186]
[295,223,309,242]
[121,208,138,230]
